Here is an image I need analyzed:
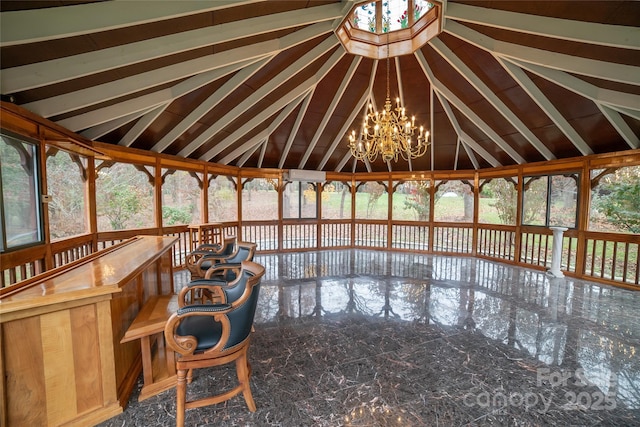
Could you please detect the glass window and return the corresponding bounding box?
[283,181,317,219]
[479,177,517,225]
[393,180,430,221]
[590,166,640,234]
[353,1,376,32]
[241,178,278,221]
[96,161,154,231]
[162,169,202,226]
[46,148,87,239]
[352,0,434,33]
[522,174,578,228]
[549,175,578,228]
[355,181,388,220]
[434,180,474,222]
[0,132,43,250]
[321,181,352,219]
[208,175,237,222]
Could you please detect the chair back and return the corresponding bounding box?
[226,242,257,264]
[219,236,236,256]
[171,261,265,353]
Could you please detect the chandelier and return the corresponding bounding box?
[348,35,429,163]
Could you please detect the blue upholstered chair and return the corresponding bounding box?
[164,260,265,427]
[185,235,236,280]
[192,241,257,280]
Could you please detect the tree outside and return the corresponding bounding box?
[96,162,154,231]
[590,166,640,234]
[46,149,86,239]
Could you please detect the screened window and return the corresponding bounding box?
[478,177,517,225]
[434,180,474,223]
[208,175,237,222]
[0,132,43,251]
[589,166,640,234]
[96,161,154,231]
[241,178,278,221]
[393,180,430,221]
[162,169,202,226]
[355,181,388,220]
[283,181,317,219]
[321,181,352,219]
[46,148,87,239]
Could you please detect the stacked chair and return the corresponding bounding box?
[164,239,264,426]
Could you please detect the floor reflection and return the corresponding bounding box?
[105,249,640,426]
[254,250,640,411]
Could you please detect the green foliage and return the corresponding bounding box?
[595,181,640,233]
[162,206,192,226]
[485,179,517,225]
[96,163,152,231]
[403,181,430,221]
[101,183,143,230]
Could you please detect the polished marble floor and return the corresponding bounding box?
[99,250,640,426]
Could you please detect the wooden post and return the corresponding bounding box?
[86,155,98,252]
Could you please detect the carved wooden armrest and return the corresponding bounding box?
[164,304,232,356]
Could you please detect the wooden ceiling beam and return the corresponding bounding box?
[597,105,640,149]
[507,58,640,112]
[446,2,640,50]
[415,49,524,164]
[79,106,156,141]
[25,41,278,118]
[56,58,261,132]
[2,7,338,92]
[445,20,640,86]
[151,57,273,153]
[497,57,593,156]
[221,94,307,165]
[234,133,268,168]
[0,0,264,47]
[118,105,169,148]
[318,83,371,170]
[298,55,363,169]
[430,38,555,160]
[279,90,315,169]
[434,90,500,168]
[180,36,340,158]
[202,79,317,161]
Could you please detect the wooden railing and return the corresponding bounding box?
[320,220,351,248]
[583,232,639,287]
[282,220,317,250]
[354,220,387,248]
[433,223,473,254]
[477,224,517,261]
[242,221,278,252]
[391,222,429,251]
[519,226,579,275]
[3,220,638,290]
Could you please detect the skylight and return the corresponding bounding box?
[352,0,433,34]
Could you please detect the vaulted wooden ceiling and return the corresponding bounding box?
[1,0,639,173]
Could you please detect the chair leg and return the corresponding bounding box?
[236,351,256,411]
[187,368,194,384]
[176,368,188,427]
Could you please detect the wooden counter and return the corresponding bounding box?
[0,235,177,427]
